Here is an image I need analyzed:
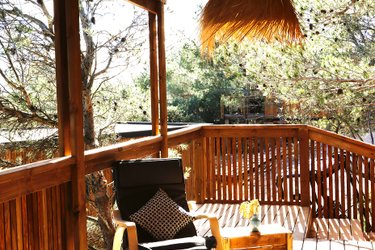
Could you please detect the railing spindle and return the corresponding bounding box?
[322,144,328,217]
[294,136,299,203]
[227,138,233,201]
[231,137,237,201]
[238,138,243,201]
[216,137,222,201]
[317,142,322,218]
[364,157,370,230]
[222,138,227,201]
[328,145,333,218]
[283,137,288,203]
[244,138,249,201]
[310,140,316,217]
[358,156,364,228]
[340,149,346,219]
[265,137,271,202]
[353,153,358,219]
[254,137,260,200]
[247,137,253,201]
[260,138,265,202]
[346,151,352,219]
[334,147,340,218]
[271,137,282,202]
[288,137,293,203]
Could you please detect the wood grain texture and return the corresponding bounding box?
[149,12,159,137]
[1,124,375,248]
[126,0,158,14]
[157,1,168,157]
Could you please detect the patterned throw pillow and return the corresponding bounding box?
[129,188,193,241]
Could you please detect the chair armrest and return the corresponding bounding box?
[112,210,138,250]
[190,212,224,250]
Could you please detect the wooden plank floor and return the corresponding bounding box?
[193,203,374,250]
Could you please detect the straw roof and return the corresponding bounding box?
[200,0,303,55]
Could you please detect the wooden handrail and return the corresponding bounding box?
[307,125,375,158]
[85,135,163,173]
[0,156,74,202]
[0,124,374,217]
[202,124,300,138]
[168,124,203,147]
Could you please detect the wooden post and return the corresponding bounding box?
[149,13,159,138]
[54,0,74,248]
[157,1,168,157]
[299,127,310,206]
[193,137,205,203]
[65,0,87,247]
[54,0,87,248]
[54,0,71,157]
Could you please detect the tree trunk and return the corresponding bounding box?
[86,171,116,249]
[83,88,115,249]
[83,89,96,148]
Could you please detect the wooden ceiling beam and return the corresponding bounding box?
[126,0,160,14]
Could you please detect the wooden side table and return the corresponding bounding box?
[221,224,293,250]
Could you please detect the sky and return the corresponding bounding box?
[108,0,208,80]
[164,0,206,46]
[0,0,207,84]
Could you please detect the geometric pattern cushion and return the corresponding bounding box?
[129,188,194,241]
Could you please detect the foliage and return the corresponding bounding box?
[243,0,375,138]
[0,0,148,147]
[161,0,374,139]
[140,41,258,123]
[0,0,148,248]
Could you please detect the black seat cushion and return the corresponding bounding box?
[113,158,197,243]
[138,236,217,250]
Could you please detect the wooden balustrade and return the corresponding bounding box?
[200,125,304,205]
[0,124,374,248]
[308,126,375,232]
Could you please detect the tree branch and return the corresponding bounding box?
[0,100,57,127]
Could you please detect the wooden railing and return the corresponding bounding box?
[0,124,374,248]
[308,126,375,231]
[198,125,306,205]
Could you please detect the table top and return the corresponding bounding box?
[221,224,291,238]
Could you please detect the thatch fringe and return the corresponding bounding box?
[200,0,303,55]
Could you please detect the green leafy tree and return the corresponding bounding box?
[162,0,374,140]
[139,42,258,123]
[240,0,375,139]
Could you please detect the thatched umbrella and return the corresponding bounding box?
[200,0,303,55]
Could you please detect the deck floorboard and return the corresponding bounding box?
[193,203,373,250]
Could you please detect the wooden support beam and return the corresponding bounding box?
[65,0,87,247]
[157,1,168,157]
[54,0,87,247]
[149,13,159,137]
[53,0,75,248]
[126,0,158,14]
[54,0,71,157]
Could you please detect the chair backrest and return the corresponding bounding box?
[112,158,197,243]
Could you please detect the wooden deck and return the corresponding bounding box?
[193,203,374,250]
